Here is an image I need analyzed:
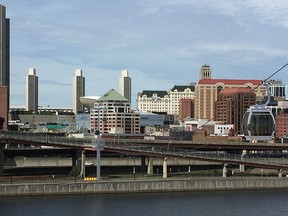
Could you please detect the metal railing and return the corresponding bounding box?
[1,130,288,169]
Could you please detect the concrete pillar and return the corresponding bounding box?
[147,157,153,175]
[163,157,168,179]
[279,169,283,177]
[223,163,228,177]
[71,150,82,177]
[240,150,246,172]
[239,164,245,172]
[80,150,85,179]
[141,156,146,173]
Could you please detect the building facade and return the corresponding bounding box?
[195,79,265,120]
[268,79,286,100]
[214,88,256,135]
[137,85,195,117]
[90,89,140,134]
[179,98,195,122]
[26,68,38,113]
[199,64,212,80]
[0,5,9,129]
[72,69,85,114]
[119,69,131,104]
[275,110,288,138]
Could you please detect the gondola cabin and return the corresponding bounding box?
[242,104,275,141]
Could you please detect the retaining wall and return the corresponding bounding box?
[0,177,288,196]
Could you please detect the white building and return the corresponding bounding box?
[72,69,85,114]
[119,69,131,104]
[26,68,38,113]
[137,85,195,116]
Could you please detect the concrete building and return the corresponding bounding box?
[26,68,38,113]
[137,85,195,117]
[0,5,9,129]
[90,89,140,134]
[268,79,286,100]
[73,69,85,114]
[119,69,131,104]
[214,88,256,135]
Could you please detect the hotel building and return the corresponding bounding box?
[90,89,140,134]
[137,85,195,116]
[195,65,265,120]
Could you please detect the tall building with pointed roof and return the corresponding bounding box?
[90,89,140,134]
[0,4,9,129]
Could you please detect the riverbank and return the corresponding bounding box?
[1,177,288,196]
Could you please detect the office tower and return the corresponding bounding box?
[119,70,131,103]
[199,64,212,80]
[0,5,9,130]
[26,68,38,113]
[195,79,264,120]
[214,88,256,135]
[268,80,287,100]
[73,69,85,114]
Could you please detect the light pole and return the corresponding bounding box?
[93,104,107,181]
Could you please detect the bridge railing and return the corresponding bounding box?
[1,130,288,167]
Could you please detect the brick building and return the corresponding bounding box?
[275,109,288,138]
[179,98,195,122]
[214,88,256,135]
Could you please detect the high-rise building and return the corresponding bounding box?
[195,79,265,120]
[199,64,212,80]
[214,88,256,135]
[0,4,9,129]
[119,70,131,103]
[73,69,85,114]
[26,68,38,113]
[90,89,140,134]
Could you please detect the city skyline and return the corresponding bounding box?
[1,1,288,108]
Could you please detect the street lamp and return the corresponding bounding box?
[93,104,107,181]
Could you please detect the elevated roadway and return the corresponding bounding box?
[1,131,288,172]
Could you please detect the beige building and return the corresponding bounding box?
[137,85,196,116]
[90,89,140,134]
[196,65,265,120]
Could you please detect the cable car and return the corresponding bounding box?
[242,82,275,141]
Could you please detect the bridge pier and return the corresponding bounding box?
[223,163,228,177]
[80,150,85,179]
[239,150,246,172]
[163,157,168,179]
[147,157,153,175]
[141,156,146,173]
[71,149,82,177]
[278,169,283,177]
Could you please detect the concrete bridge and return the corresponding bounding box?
[1,131,288,178]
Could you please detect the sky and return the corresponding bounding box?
[2,0,288,109]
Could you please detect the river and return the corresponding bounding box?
[1,190,288,216]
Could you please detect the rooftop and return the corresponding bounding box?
[198,79,262,85]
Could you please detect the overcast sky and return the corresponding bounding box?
[2,0,288,108]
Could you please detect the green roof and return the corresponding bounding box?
[98,89,128,102]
